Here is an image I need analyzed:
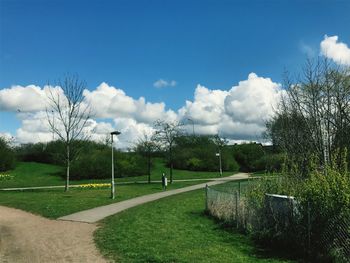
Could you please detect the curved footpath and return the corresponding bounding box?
[0,173,248,262]
[59,173,249,223]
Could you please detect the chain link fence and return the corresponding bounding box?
[205,180,350,262]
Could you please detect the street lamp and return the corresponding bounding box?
[187,118,195,136]
[111,131,121,199]
[215,151,223,177]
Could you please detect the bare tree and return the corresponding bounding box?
[267,58,350,174]
[46,75,91,191]
[134,134,159,183]
[153,120,183,183]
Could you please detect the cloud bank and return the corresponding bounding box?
[0,73,283,147]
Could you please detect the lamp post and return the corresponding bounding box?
[111,131,121,199]
[187,118,195,136]
[216,150,222,177]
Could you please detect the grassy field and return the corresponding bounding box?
[0,158,234,189]
[95,190,294,263]
[0,181,201,218]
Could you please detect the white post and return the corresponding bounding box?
[219,150,222,177]
[111,134,115,199]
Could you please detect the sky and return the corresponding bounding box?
[1,0,350,147]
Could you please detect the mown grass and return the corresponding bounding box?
[0,181,200,218]
[95,190,294,263]
[0,158,234,189]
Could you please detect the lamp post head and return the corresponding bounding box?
[111,131,121,136]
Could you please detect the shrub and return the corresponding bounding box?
[244,151,350,261]
[172,135,239,172]
[0,137,15,172]
[70,148,147,180]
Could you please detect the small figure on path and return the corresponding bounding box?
[161,172,167,190]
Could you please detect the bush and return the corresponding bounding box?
[15,141,65,165]
[70,148,147,180]
[0,137,15,171]
[244,151,350,261]
[232,143,265,172]
[252,153,285,172]
[172,135,239,172]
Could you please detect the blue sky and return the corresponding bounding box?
[1,0,350,145]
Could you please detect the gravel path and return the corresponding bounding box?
[0,206,106,263]
[59,173,249,223]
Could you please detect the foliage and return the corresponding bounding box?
[15,141,65,165]
[244,151,350,261]
[232,143,265,172]
[266,59,350,173]
[172,135,239,172]
[253,153,285,172]
[0,173,14,181]
[0,136,15,172]
[70,146,147,180]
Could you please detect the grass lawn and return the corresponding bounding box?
[0,181,201,219]
[95,190,294,263]
[0,159,235,189]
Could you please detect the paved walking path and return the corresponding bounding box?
[58,173,249,223]
[0,176,240,191]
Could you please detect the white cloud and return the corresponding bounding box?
[113,117,155,148]
[153,79,177,88]
[224,73,282,125]
[320,35,350,65]
[179,73,283,141]
[179,85,228,125]
[84,82,176,124]
[1,73,283,145]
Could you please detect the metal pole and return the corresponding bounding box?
[219,150,222,177]
[111,134,115,199]
[187,118,195,136]
[205,184,208,211]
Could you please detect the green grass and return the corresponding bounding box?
[0,162,64,188]
[0,181,200,218]
[95,190,294,263]
[0,159,235,189]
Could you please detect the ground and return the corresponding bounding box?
[0,206,105,263]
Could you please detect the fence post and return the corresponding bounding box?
[238,181,241,198]
[235,190,239,228]
[308,200,311,257]
[205,184,208,211]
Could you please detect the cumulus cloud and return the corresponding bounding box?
[0,84,64,112]
[179,73,283,141]
[84,82,177,123]
[224,73,281,125]
[153,79,177,88]
[1,73,283,146]
[320,35,350,65]
[179,85,228,125]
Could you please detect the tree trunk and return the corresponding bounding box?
[148,151,151,184]
[65,144,70,192]
[169,145,173,184]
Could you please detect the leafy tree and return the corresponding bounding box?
[0,136,15,171]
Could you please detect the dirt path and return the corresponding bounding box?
[0,206,106,263]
